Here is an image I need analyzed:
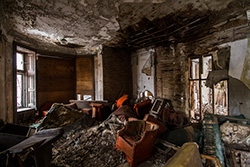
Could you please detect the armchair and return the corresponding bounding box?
[116,120,159,167]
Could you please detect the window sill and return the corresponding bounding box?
[17,108,35,112]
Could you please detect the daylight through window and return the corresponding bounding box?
[189,55,228,121]
[16,48,36,111]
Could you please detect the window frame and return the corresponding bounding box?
[15,46,36,112]
[16,72,25,108]
[189,54,229,121]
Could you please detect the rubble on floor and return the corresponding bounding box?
[37,103,86,131]
[51,123,172,167]
[220,121,250,146]
[50,110,175,167]
[5,97,226,167]
[51,126,126,167]
[216,115,250,167]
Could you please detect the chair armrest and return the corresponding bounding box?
[134,125,159,146]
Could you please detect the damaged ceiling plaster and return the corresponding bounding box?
[1,0,250,55]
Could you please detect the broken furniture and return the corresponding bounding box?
[0,133,27,154]
[116,94,130,108]
[0,122,37,166]
[143,114,166,137]
[161,125,196,146]
[116,120,159,167]
[0,123,36,154]
[1,128,63,167]
[162,108,189,130]
[0,123,35,137]
[40,102,54,117]
[149,98,173,121]
[37,103,84,131]
[216,114,250,167]
[164,142,203,167]
[69,100,108,109]
[90,103,103,121]
[114,105,137,123]
[133,99,152,119]
[155,139,222,167]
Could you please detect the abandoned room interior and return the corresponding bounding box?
[1,0,250,166]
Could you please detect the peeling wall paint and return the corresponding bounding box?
[131,48,155,100]
[94,50,103,100]
[241,39,250,89]
[221,39,247,80]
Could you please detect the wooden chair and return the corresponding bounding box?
[116,120,159,167]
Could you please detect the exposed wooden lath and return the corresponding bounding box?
[125,15,210,49]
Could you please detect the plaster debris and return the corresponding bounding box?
[220,121,250,146]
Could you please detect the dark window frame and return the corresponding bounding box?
[189,54,229,121]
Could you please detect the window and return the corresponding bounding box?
[189,55,228,121]
[16,53,25,108]
[16,47,36,111]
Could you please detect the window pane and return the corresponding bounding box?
[201,81,213,118]
[201,56,212,79]
[190,80,200,120]
[17,74,23,107]
[214,80,228,115]
[190,58,199,79]
[16,53,24,70]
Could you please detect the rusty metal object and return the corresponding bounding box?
[116,120,159,167]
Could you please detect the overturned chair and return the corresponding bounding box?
[116,120,159,167]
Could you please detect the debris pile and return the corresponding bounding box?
[220,121,250,146]
[50,111,172,167]
[37,103,85,131]
[218,117,250,167]
[2,97,207,167]
[51,126,126,167]
[51,126,172,167]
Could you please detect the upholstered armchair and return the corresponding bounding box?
[133,99,152,119]
[116,120,159,167]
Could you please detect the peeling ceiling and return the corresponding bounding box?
[1,0,250,55]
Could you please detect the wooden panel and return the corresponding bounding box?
[37,57,75,111]
[156,46,187,113]
[76,57,93,97]
[102,47,132,102]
